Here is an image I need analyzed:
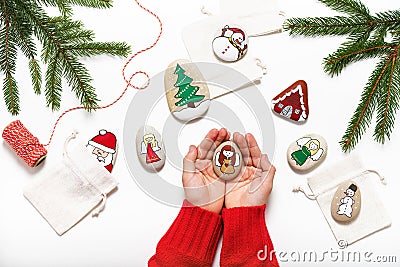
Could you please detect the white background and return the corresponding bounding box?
[1,0,399,266]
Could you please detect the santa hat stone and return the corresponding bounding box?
[88,130,116,154]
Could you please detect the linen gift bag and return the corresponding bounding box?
[293,155,391,246]
[24,132,118,235]
[182,0,284,85]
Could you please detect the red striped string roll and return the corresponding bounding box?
[2,120,47,167]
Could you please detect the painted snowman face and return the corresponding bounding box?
[223,150,234,158]
[345,189,355,197]
[232,33,244,46]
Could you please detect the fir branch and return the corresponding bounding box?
[65,42,131,57]
[45,53,62,110]
[318,0,371,18]
[374,49,400,143]
[29,58,42,94]
[285,0,400,151]
[284,16,373,37]
[0,0,19,114]
[340,56,393,151]
[323,40,393,76]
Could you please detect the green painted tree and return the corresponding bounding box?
[174,64,204,108]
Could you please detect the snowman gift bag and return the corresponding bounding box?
[293,155,391,246]
[182,0,285,85]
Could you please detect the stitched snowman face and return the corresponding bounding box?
[345,189,355,197]
[223,150,234,158]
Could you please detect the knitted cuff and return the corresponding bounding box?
[221,205,278,266]
[158,200,223,264]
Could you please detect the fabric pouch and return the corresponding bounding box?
[24,132,118,235]
[294,155,391,246]
[182,0,284,85]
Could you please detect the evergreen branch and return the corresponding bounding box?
[65,41,131,57]
[1,0,19,114]
[324,41,393,76]
[59,52,99,110]
[45,53,62,110]
[29,58,42,94]
[284,16,373,36]
[318,0,371,18]
[374,49,400,143]
[340,56,393,152]
[37,0,112,16]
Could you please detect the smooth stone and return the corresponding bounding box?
[212,24,248,62]
[213,141,243,180]
[287,133,327,173]
[86,129,118,173]
[136,125,166,172]
[331,181,361,223]
[271,80,309,123]
[164,59,210,122]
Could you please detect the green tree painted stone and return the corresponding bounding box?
[164,59,210,121]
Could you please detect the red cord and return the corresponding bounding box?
[43,0,163,147]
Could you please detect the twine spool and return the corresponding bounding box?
[2,120,47,167]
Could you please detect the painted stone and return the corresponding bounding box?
[287,134,327,173]
[271,80,309,122]
[331,181,361,223]
[213,141,243,180]
[136,126,166,172]
[164,59,210,121]
[86,129,118,173]
[212,24,249,62]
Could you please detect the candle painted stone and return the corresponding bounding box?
[136,126,166,172]
[164,59,210,122]
[213,141,243,180]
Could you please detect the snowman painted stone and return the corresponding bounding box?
[271,80,309,123]
[86,129,118,173]
[164,59,210,122]
[213,141,243,180]
[212,25,249,62]
[287,134,327,173]
[136,126,166,172]
[331,181,361,223]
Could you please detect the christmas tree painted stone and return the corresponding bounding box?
[213,141,243,180]
[287,134,327,173]
[164,59,210,122]
[86,129,118,173]
[136,126,166,172]
[331,181,361,223]
[271,80,309,123]
[212,25,249,62]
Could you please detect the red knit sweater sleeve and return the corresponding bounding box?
[148,200,222,267]
[220,205,280,267]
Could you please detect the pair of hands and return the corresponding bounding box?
[183,128,276,214]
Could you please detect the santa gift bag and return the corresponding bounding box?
[24,132,118,235]
[293,155,391,246]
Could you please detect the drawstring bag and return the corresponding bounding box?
[24,132,118,235]
[182,0,284,84]
[293,155,391,246]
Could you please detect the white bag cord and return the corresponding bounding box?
[63,131,108,217]
[293,169,386,200]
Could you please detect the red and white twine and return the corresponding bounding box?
[2,0,163,167]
